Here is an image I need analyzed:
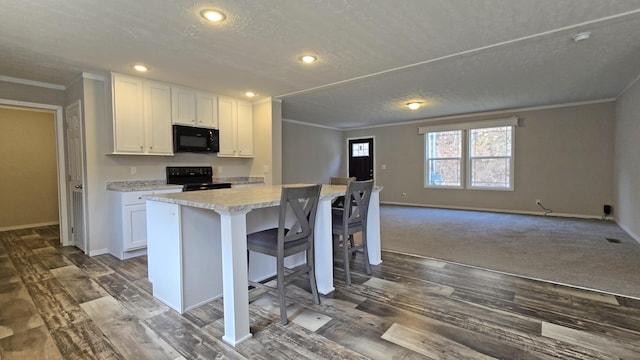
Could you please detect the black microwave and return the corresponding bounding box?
[173,125,219,153]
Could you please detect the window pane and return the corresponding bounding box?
[428,159,461,186]
[352,143,369,157]
[470,126,511,157]
[470,158,511,188]
[428,130,461,157]
[426,130,462,187]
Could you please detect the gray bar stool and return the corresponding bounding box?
[331,180,374,285]
[247,185,322,325]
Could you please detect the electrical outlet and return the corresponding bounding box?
[536,199,541,205]
[402,192,407,198]
[130,166,136,175]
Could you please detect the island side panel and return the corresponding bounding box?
[367,190,382,265]
[314,197,335,294]
[146,200,184,312]
[181,206,224,311]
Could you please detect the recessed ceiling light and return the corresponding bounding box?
[245,91,256,98]
[201,9,226,22]
[406,102,422,110]
[300,55,317,64]
[572,32,591,42]
[134,64,148,72]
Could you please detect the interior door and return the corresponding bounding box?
[65,100,86,252]
[348,137,374,181]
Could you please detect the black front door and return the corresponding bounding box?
[348,138,374,181]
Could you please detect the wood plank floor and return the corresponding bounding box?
[1,225,640,359]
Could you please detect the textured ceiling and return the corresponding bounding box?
[1,0,640,129]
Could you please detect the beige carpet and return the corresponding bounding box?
[380,205,640,299]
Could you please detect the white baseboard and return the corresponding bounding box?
[89,248,109,257]
[0,221,59,232]
[380,201,612,221]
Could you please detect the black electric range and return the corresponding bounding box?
[166,166,232,192]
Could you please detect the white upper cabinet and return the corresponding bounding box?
[112,74,145,153]
[143,81,173,155]
[171,86,196,126]
[217,96,236,156]
[196,92,218,128]
[236,100,254,157]
[111,73,173,155]
[171,86,218,128]
[218,97,253,158]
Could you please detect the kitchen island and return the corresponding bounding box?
[145,184,382,346]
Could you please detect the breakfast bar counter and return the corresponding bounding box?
[145,184,382,346]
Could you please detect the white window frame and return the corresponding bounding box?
[425,130,464,189]
[467,126,515,191]
[419,117,519,191]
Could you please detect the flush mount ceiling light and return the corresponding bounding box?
[133,64,148,72]
[406,102,422,110]
[299,55,317,64]
[572,31,591,42]
[245,91,256,98]
[201,9,226,22]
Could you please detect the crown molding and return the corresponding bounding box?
[0,75,65,90]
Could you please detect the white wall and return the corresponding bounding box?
[344,102,615,217]
[283,102,616,217]
[614,80,640,241]
[282,120,343,184]
[0,80,65,105]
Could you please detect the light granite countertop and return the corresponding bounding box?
[213,177,265,185]
[106,177,265,192]
[146,184,383,213]
[106,180,183,192]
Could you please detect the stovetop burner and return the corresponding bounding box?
[166,166,231,191]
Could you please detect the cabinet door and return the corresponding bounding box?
[123,204,147,250]
[196,92,218,128]
[113,75,145,153]
[144,81,173,155]
[236,100,253,157]
[217,96,236,156]
[171,87,196,126]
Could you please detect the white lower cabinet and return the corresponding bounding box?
[109,188,182,259]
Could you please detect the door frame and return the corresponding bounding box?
[65,100,87,252]
[0,98,70,245]
[346,135,376,183]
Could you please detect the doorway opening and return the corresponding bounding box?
[347,137,375,181]
[0,99,70,246]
